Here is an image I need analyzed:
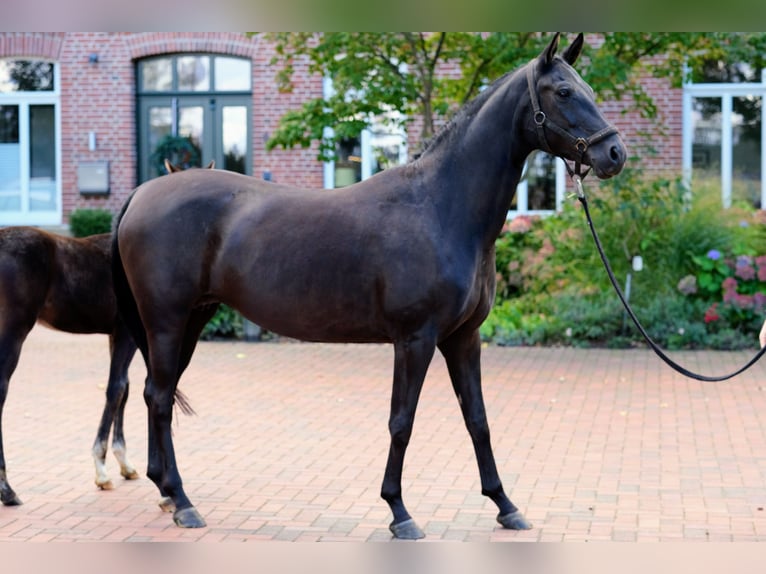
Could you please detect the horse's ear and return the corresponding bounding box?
[542,32,561,65]
[205,160,215,169]
[164,158,180,173]
[562,33,584,66]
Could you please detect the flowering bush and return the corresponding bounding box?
[682,249,766,332]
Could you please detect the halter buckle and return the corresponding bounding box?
[575,138,588,153]
[534,111,546,126]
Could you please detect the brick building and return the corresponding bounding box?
[0,32,696,229]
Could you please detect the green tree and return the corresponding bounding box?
[264,32,766,161]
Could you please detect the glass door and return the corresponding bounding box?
[137,54,252,183]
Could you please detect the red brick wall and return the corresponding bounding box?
[2,32,324,224]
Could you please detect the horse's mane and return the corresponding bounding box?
[414,67,523,160]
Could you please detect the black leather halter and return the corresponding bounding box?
[526,62,618,179]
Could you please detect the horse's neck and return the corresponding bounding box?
[424,71,532,249]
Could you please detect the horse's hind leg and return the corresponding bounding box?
[380,334,436,540]
[146,305,217,525]
[92,324,139,490]
[0,327,31,506]
[438,327,531,531]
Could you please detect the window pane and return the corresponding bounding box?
[526,152,557,210]
[178,106,203,158]
[0,105,20,210]
[369,130,405,175]
[177,56,210,91]
[691,97,722,190]
[148,107,172,178]
[215,57,251,91]
[0,105,19,143]
[222,106,247,173]
[141,58,172,92]
[29,105,56,211]
[0,60,54,92]
[732,95,762,207]
[334,138,361,187]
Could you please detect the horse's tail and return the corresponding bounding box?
[112,191,195,416]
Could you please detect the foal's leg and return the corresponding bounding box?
[381,334,436,540]
[438,327,531,530]
[92,324,138,490]
[0,326,31,506]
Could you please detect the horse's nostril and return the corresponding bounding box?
[609,146,622,162]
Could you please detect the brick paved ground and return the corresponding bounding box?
[2,326,766,542]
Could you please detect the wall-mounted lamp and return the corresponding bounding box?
[88,53,99,64]
[88,131,97,151]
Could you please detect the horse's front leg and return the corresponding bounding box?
[92,328,139,490]
[438,327,531,531]
[381,334,436,540]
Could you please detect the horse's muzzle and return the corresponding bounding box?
[586,133,627,179]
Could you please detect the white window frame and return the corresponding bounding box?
[682,69,766,208]
[0,60,62,226]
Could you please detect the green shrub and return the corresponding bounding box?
[201,304,244,340]
[486,170,766,349]
[69,208,113,237]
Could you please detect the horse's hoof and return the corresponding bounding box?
[1,491,22,506]
[497,510,532,530]
[158,496,176,512]
[121,469,140,480]
[389,518,425,540]
[173,506,207,528]
[96,479,114,491]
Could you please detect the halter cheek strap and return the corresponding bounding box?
[526,62,618,179]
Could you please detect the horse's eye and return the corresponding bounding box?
[557,87,571,98]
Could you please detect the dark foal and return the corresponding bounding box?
[0,160,214,506]
[113,33,626,538]
[0,228,138,505]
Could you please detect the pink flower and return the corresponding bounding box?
[704,303,720,323]
[722,277,738,292]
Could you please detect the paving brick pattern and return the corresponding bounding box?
[2,327,766,542]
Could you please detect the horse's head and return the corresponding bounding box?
[526,33,626,179]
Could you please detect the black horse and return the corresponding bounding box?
[112,33,626,539]
[0,228,139,506]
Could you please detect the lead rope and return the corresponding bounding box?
[572,174,766,382]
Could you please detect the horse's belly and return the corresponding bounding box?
[232,297,390,344]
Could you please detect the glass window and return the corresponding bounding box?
[0,105,21,211]
[177,56,210,92]
[141,58,172,92]
[0,60,58,224]
[29,104,56,211]
[0,60,54,93]
[0,104,19,142]
[222,105,247,173]
[525,152,558,211]
[215,57,251,91]
[691,97,722,188]
[334,138,362,187]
